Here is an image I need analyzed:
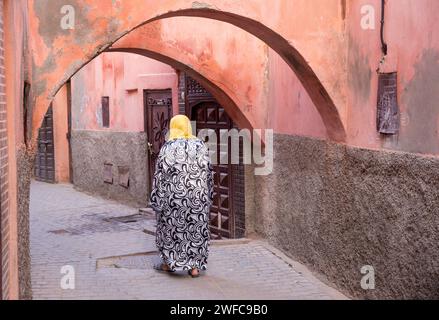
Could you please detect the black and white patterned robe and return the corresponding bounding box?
[150,138,214,271]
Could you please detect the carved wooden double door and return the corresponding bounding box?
[192,101,235,239]
[35,105,55,183]
[185,75,245,239]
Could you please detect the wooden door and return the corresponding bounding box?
[144,90,173,189]
[192,102,234,239]
[35,105,55,182]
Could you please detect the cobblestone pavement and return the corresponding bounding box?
[30,180,346,300]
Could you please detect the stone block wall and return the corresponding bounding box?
[71,130,150,207]
[252,134,439,299]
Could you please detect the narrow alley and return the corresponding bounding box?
[2,0,438,302]
[30,181,345,300]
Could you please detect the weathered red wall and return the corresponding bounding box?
[3,0,30,300]
[28,0,348,142]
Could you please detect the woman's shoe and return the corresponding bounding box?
[153,263,175,273]
[188,268,200,278]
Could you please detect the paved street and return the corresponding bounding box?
[30,180,346,300]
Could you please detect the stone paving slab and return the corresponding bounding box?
[30,180,347,300]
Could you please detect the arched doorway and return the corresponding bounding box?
[32,51,247,239]
[30,5,347,144]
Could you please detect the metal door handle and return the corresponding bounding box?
[147,142,154,155]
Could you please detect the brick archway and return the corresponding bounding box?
[29,0,347,144]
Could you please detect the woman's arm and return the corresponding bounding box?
[200,142,214,206]
[149,144,167,212]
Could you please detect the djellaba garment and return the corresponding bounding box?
[150,115,214,272]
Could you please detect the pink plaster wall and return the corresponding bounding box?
[347,0,439,155]
[71,52,178,132]
[267,48,327,139]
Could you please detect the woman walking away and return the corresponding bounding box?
[150,115,214,278]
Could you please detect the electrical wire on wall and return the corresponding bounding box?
[375,0,399,135]
[377,0,388,72]
[380,0,388,56]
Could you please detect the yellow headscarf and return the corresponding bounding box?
[168,115,197,141]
